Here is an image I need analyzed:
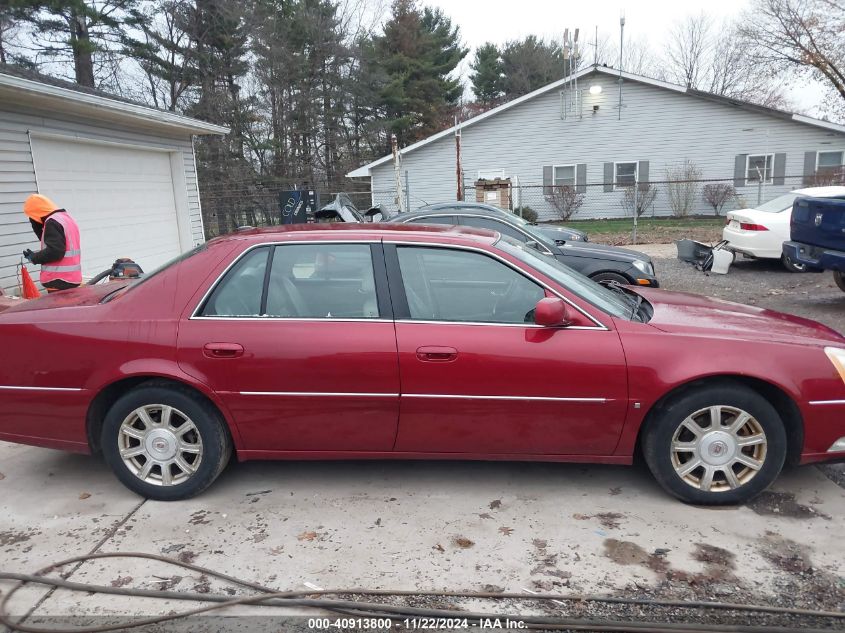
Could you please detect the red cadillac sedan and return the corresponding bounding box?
[1,224,843,504]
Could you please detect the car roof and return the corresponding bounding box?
[419,201,506,213]
[213,221,500,245]
[393,206,505,221]
[792,186,845,196]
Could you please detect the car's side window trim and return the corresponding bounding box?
[190,240,392,322]
[258,244,276,316]
[384,241,606,330]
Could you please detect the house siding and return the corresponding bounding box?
[370,73,845,220]
[0,106,205,293]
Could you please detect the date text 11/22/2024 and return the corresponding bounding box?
[307,617,528,629]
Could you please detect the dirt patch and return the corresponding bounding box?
[189,510,211,525]
[746,491,831,520]
[760,532,814,575]
[177,550,198,564]
[193,574,212,594]
[452,536,474,549]
[110,576,133,588]
[604,539,738,585]
[488,499,502,509]
[152,575,182,590]
[0,529,38,547]
[586,224,723,247]
[573,512,625,529]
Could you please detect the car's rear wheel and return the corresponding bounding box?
[642,383,786,505]
[834,271,845,292]
[781,254,807,273]
[101,384,232,500]
[591,271,630,286]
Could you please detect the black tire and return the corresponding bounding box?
[642,381,787,505]
[101,383,232,501]
[591,271,631,286]
[834,271,845,293]
[781,254,807,273]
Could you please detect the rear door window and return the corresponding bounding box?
[200,247,269,317]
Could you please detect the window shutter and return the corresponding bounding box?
[803,151,817,185]
[638,160,649,184]
[773,153,786,186]
[543,165,553,195]
[603,162,614,192]
[576,163,587,193]
[734,154,747,187]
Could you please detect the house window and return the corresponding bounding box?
[614,162,637,189]
[817,151,844,177]
[554,165,576,187]
[746,154,774,184]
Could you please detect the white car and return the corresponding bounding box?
[723,186,845,272]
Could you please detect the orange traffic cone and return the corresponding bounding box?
[19,263,40,299]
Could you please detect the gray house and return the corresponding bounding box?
[0,68,228,294]
[348,65,845,220]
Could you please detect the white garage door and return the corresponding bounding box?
[30,136,182,277]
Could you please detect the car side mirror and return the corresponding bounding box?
[534,297,569,327]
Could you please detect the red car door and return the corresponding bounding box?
[386,243,628,456]
[177,241,400,454]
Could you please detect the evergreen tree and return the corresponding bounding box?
[500,35,568,99]
[470,42,504,108]
[8,0,144,87]
[374,0,466,147]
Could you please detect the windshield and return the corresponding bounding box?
[496,236,635,319]
[754,193,801,213]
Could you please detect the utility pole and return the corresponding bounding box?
[455,117,463,201]
[618,12,625,121]
[391,133,405,213]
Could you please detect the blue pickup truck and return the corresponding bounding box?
[783,197,845,293]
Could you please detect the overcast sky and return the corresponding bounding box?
[425,0,827,116]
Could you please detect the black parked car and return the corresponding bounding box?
[417,202,588,243]
[388,206,658,287]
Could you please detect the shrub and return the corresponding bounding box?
[514,206,538,222]
[620,183,658,217]
[545,185,585,221]
[665,160,702,217]
[702,183,736,216]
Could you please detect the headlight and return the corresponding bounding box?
[824,347,845,383]
[569,234,583,241]
[632,259,654,276]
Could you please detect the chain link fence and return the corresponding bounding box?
[198,169,843,239]
[468,172,843,224]
[198,182,378,239]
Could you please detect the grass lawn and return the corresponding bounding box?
[547,216,726,246]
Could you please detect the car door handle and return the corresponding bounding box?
[416,346,458,362]
[203,342,244,359]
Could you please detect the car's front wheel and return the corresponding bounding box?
[642,382,786,505]
[101,384,232,500]
[591,271,630,286]
[834,271,845,292]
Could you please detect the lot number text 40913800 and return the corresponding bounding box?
[307,617,528,629]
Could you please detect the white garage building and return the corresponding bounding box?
[0,69,228,294]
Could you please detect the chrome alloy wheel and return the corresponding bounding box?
[118,405,203,486]
[670,405,768,493]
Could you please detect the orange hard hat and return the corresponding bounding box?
[23,194,59,223]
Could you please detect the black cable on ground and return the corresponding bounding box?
[0,552,841,633]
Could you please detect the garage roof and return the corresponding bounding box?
[0,67,229,136]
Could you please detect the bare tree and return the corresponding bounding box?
[702,183,737,216]
[665,12,712,88]
[661,13,788,108]
[620,183,658,217]
[546,185,585,221]
[739,0,845,120]
[665,161,702,217]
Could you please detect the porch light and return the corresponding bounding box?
[589,84,602,95]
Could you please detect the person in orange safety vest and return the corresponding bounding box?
[22,194,83,292]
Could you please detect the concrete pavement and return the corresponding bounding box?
[1,440,843,626]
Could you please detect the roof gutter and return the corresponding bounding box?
[0,72,230,136]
